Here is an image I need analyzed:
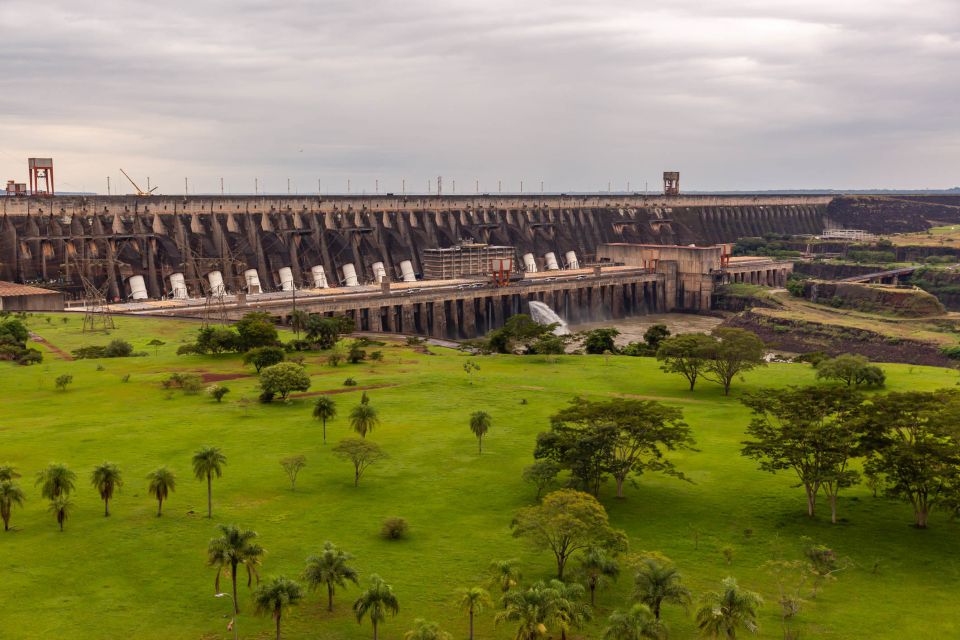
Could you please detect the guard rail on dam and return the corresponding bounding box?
[0,193,830,299]
[129,266,664,340]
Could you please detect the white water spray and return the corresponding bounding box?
[528,301,570,335]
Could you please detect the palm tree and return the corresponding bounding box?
[495,582,557,640]
[253,575,304,640]
[457,586,493,640]
[208,524,265,614]
[0,481,25,531]
[547,580,590,640]
[303,541,360,611]
[35,463,76,499]
[349,404,380,439]
[90,462,123,517]
[579,546,620,606]
[0,464,21,482]
[290,309,309,339]
[469,411,492,454]
[192,446,227,518]
[48,496,72,531]
[634,556,692,621]
[488,559,523,596]
[695,577,763,639]
[313,397,337,445]
[604,604,667,640]
[146,466,176,516]
[405,619,452,640]
[353,574,400,640]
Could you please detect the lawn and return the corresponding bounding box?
[1,313,958,639]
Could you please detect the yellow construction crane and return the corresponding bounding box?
[119,168,158,196]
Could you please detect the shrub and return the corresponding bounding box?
[121,374,131,383]
[941,345,960,360]
[55,374,73,391]
[243,345,285,373]
[258,390,276,404]
[286,339,313,352]
[259,362,311,400]
[405,336,425,346]
[181,376,204,395]
[344,378,357,386]
[104,339,133,358]
[207,384,230,402]
[381,517,408,540]
[347,341,367,364]
[370,350,384,361]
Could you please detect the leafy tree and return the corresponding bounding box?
[656,333,717,391]
[578,546,620,606]
[469,411,492,454]
[695,577,763,639]
[511,489,627,579]
[207,384,230,402]
[488,559,523,595]
[0,465,21,482]
[604,604,666,640]
[194,326,240,354]
[0,480,25,531]
[815,354,885,387]
[313,397,337,444]
[495,581,559,640]
[643,324,671,351]
[583,328,620,354]
[146,466,176,516]
[290,309,309,339]
[90,462,123,517]
[349,403,380,438]
[633,555,692,621]
[104,339,134,358]
[303,541,360,611]
[306,314,355,349]
[530,333,568,356]
[36,463,76,499]
[741,386,866,522]
[487,314,555,354]
[236,312,280,351]
[333,438,387,487]
[463,360,481,382]
[48,495,72,531]
[858,390,960,528]
[803,540,844,598]
[260,362,311,400]
[147,338,165,355]
[192,446,227,518]
[404,619,452,640]
[539,397,695,498]
[702,328,766,395]
[348,340,368,364]
[353,574,400,640]
[55,374,73,391]
[280,455,307,491]
[457,587,493,640]
[208,524,265,613]
[548,579,591,640]
[381,516,408,539]
[253,576,304,640]
[522,461,561,500]
[244,346,286,373]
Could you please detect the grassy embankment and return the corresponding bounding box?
[0,313,958,639]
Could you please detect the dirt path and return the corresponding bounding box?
[29,332,74,361]
[291,383,398,398]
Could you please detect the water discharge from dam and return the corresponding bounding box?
[529,300,570,335]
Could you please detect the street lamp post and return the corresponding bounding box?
[215,592,239,640]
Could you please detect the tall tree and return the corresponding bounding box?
[303,541,360,612]
[192,446,227,518]
[332,439,387,487]
[235,311,280,351]
[702,328,766,395]
[741,386,865,522]
[290,309,309,339]
[633,555,692,621]
[260,362,311,401]
[695,577,763,639]
[90,462,123,517]
[858,390,960,528]
[280,455,307,491]
[578,546,620,607]
[0,464,21,482]
[604,604,666,640]
[511,489,627,580]
[0,480,25,531]
[522,461,561,501]
[656,333,717,391]
[815,354,885,387]
[457,587,493,640]
[253,576,304,640]
[146,466,176,517]
[488,559,523,596]
[404,619,453,640]
[469,411,492,454]
[313,397,338,444]
[208,524,265,613]
[495,581,559,640]
[353,574,400,640]
[35,463,76,499]
[48,496,72,531]
[540,397,695,499]
[349,404,380,439]
[547,579,591,640]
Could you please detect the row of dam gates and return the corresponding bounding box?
[0,193,830,301]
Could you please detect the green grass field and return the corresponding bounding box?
[1,314,959,639]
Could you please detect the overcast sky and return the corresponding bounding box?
[1,0,957,194]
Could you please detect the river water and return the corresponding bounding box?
[568,313,724,346]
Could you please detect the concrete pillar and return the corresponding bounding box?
[462,297,477,337]
[401,304,415,334]
[612,284,625,319]
[368,307,382,332]
[493,295,505,328]
[432,301,447,339]
[590,286,603,321]
[448,300,461,338]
